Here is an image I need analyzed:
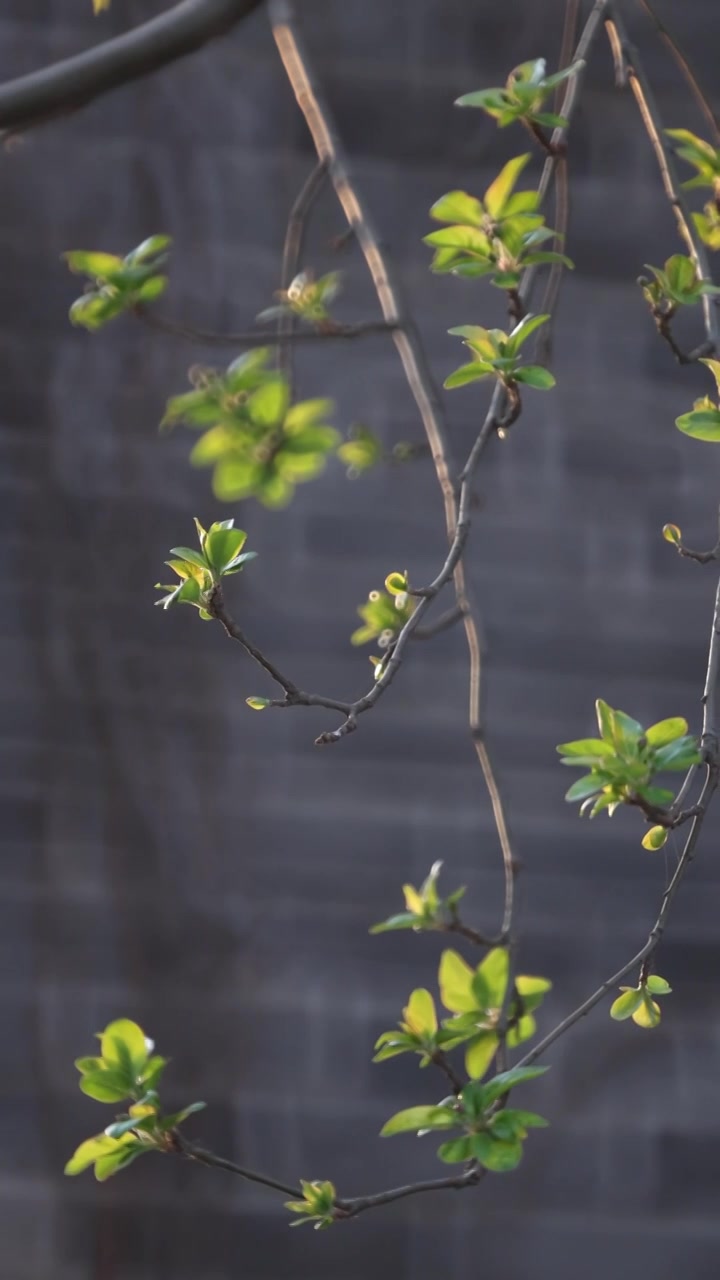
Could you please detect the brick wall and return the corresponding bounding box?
[2,2,720,1277]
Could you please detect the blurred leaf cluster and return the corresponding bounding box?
[65,235,170,329]
[444,313,555,391]
[455,58,584,131]
[155,517,256,618]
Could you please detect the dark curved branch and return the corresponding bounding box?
[0,0,264,135]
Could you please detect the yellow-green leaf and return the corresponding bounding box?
[465,1032,499,1079]
[439,949,476,1013]
[641,825,668,851]
[402,988,438,1037]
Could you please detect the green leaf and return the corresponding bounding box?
[465,1032,500,1080]
[471,1132,523,1171]
[645,974,672,995]
[645,717,688,747]
[506,1013,537,1048]
[65,1134,119,1175]
[633,995,661,1028]
[444,362,494,389]
[437,1136,474,1163]
[505,313,549,354]
[641,825,668,851]
[474,947,509,1007]
[369,912,420,934]
[424,226,492,255]
[556,738,613,758]
[285,399,335,432]
[380,1105,457,1137]
[79,1071,133,1103]
[429,191,486,226]
[676,408,720,441]
[204,527,247,573]
[248,380,289,427]
[94,1142,146,1181]
[439,949,477,1013]
[137,276,168,304]
[479,1065,548,1107]
[246,697,270,711]
[403,988,438,1036]
[159,1101,207,1130]
[64,250,124,279]
[637,785,674,806]
[564,775,602,802]
[169,547,209,572]
[75,1056,104,1074]
[125,234,172,264]
[596,698,616,743]
[662,523,682,545]
[512,365,556,389]
[484,154,531,219]
[610,988,643,1020]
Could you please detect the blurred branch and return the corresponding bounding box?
[0,0,264,135]
[134,307,396,345]
[606,10,720,353]
[635,0,720,142]
[278,159,328,387]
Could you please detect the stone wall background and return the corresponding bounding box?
[2,2,720,1277]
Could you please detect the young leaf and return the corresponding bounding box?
[645,974,672,995]
[465,1032,500,1080]
[403,988,438,1037]
[641,825,668,851]
[644,717,688,747]
[380,1105,457,1137]
[610,988,643,1020]
[439,950,477,1013]
[483,154,531,219]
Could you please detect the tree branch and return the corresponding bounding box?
[172,1133,300,1198]
[0,0,264,136]
[278,159,328,388]
[635,0,720,144]
[606,10,720,354]
[135,307,396,347]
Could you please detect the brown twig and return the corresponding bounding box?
[134,306,396,347]
[635,0,720,144]
[606,11,720,354]
[173,1133,300,1198]
[278,159,328,387]
[671,505,720,563]
[0,0,263,136]
[413,604,465,640]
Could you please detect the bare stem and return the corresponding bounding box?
[278,159,328,386]
[635,0,720,144]
[173,1134,300,1198]
[135,307,396,347]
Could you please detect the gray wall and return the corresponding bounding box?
[2,2,720,1277]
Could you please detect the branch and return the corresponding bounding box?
[278,159,328,388]
[516,570,720,1069]
[173,1133,300,1198]
[635,0,720,144]
[0,0,264,136]
[671,505,720,563]
[606,11,720,354]
[135,307,396,346]
[336,1167,485,1218]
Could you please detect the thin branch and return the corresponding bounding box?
[701,572,720,756]
[517,572,720,1069]
[336,1167,485,1218]
[173,1134,300,1198]
[278,159,328,386]
[0,0,263,136]
[413,604,465,640]
[635,0,720,144]
[430,1051,465,1095]
[516,769,717,1069]
[135,306,397,347]
[672,504,720,563]
[606,11,720,353]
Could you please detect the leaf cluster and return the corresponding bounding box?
[285,1179,338,1229]
[257,270,341,327]
[455,58,584,131]
[351,573,415,675]
[65,236,170,330]
[444,313,555,392]
[162,349,339,506]
[155,517,255,618]
[558,699,700,821]
[65,1019,205,1181]
[610,974,672,1029]
[370,859,465,935]
[640,253,720,313]
[374,945,551,1081]
[425,155,572,289]
[380,1065,549,1171]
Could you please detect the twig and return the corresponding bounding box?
[135,307,397,347]
[173,1134,300,1198]
[430,1051,465,1095]
[635,0,720,144]
[672,504,720,563]
[701,572,720,758]
[413,604,465,640]
[606,11,720,354]
[278,159,328,386]
[0,0,263,136]
[268,0,519,917]
[336,1167,485,1218]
